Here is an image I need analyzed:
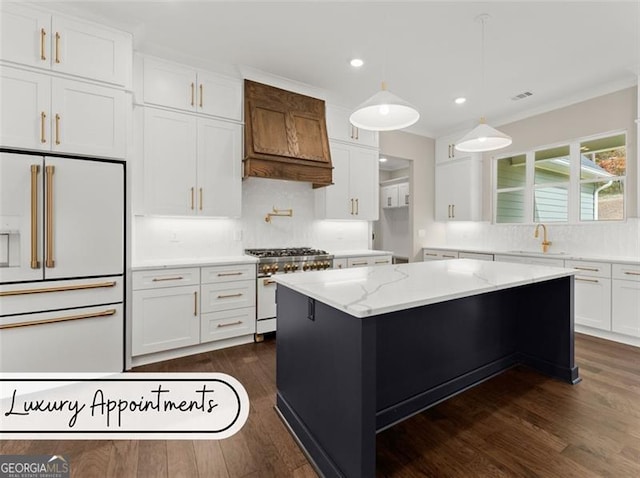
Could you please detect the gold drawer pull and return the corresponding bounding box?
[217,293,243,299]
[0,281,117,297]
[217,320,243,328]
[151,276,184,282]
[424,253,438,257]
[375,260,389,264]
[574,266,599,272]
[443,255,457,259]
[263,279,276,286]
[624,271,640,276]
[217,272,243,277]
[0,308,116,330]
[576,277,599,283]
[351,261,368,266]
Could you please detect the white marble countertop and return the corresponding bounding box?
[423,246,640,265]
[331,249,393,258]
[132,255,258,271]
[275,259,575,318]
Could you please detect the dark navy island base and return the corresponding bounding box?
[275,276,580,478]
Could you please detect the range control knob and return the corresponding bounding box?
[272,264,279,273]
[283,264,291,273]
[261,265,270,274]
[323,261,331,269]
[302,263,309,271]
[292,264,299,271]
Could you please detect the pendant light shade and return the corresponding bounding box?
[455,117,512,152]
[350,82,420,131]
[455,14,512,153]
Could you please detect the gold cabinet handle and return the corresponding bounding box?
[217,293,243,299]
[190,187,195,210]
[350,198,354,215]
[354,126,359,140]
[45,165,55,268]
[54,113,61,145]
[151,276,184,282]
[217,320,243,328]
[355,198,359,215]
[217,272,242,277]
[0,308,116,330]
[194,291,198,316]
[443,255,457,259]
[451,144,455,158]
[30,164,41,269]
[375,260,389,264]
[448,205,451,218]
[263,279,276,286]
[451,204,455,218]
[199,84,203,108]
[199,188,203,211]
[0,281,116,297]
[40,112,47,143]
[424,253,438,257]
[55,32,61,63]
[624,271,640,276]
[40,28,47,61]
[573,266,599,272]
[190,82,195,106]
[576,277,599,283]
[405,194,409,205]
[351,261,368,266]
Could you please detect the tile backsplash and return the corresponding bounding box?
[439,219,640,258]
[133,178,370,262]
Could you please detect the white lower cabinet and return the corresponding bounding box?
[132,263,256,359]
[566,260,611,331]
[132,284,200,356]
[612,263,640,337]
[347,255,392,268]
[423,249,459,261]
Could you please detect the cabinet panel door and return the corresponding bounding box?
[201,280,256,313]
[197,119,242,217]
[322,142,351,219]
[132,286,200,356]
[381,185,398,209]
[398,182,410,206]
[349,147,379,220]
[0,153,44,283]
[51,78,126,158]
[0,67,51,151]
[197,71,242,121]
[435,161,455,221]
[144,108,197,215]
[0,4,50,69]
[51,16,131,86]
[201,307,255,344]
[143,57,197,111]
[435,157,481,221]
[44,157,124,279]
[612,280,640,337]
[574,277,611,330]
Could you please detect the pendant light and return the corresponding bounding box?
[455,14,512,153]
[350,81,420,131]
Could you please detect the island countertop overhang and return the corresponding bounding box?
[274,259,575,318]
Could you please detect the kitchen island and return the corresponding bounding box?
[274,259,580,478]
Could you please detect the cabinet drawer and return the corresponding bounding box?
[565,260,611,278]
[0,304,123,372]
[0,276,123,316]
[201,280,256,313]
[132,268,200,290]
[458,252,494,261]
[347,257,371,268]
[612,263,640,282]
[201,263,256,284]
[372,256,392,266]
[201,307,255,344]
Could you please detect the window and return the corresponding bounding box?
[579,134,625,221]
[493,132,626,224]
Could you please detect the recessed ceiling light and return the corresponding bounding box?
[379,157,388,162]
[350,58,364,68]
[454,97,467,105]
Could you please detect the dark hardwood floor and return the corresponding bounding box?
[2,333,639,477]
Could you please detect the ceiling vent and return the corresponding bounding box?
[511,91,533,101]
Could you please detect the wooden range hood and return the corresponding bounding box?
[243,80,332,187]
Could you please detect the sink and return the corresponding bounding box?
[507,250,568,256]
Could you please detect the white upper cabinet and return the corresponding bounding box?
[1,66,127,158]
[381,180,409,209]
[326,104,378,148]
[0,3,132,87]
[398,182,410,207]
[435,156,482,221]
[143,108,242,217]
[315,141,379,220]
[142,56,242,121]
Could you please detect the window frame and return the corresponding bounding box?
[492,130,627,225]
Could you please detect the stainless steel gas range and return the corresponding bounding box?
[245,248,334,336]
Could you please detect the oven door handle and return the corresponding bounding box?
[263,279,276,286]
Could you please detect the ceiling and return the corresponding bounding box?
[45,1,639,138]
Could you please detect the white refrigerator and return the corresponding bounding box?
[0,151,124,372]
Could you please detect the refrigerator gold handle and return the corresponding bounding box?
[30,165,40,269]
[45,165,55,268]
[40,28,47,61]
[55,114,61,145]
[55,32,61,63]
[0,308,116,330]
[0,281,117,297]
